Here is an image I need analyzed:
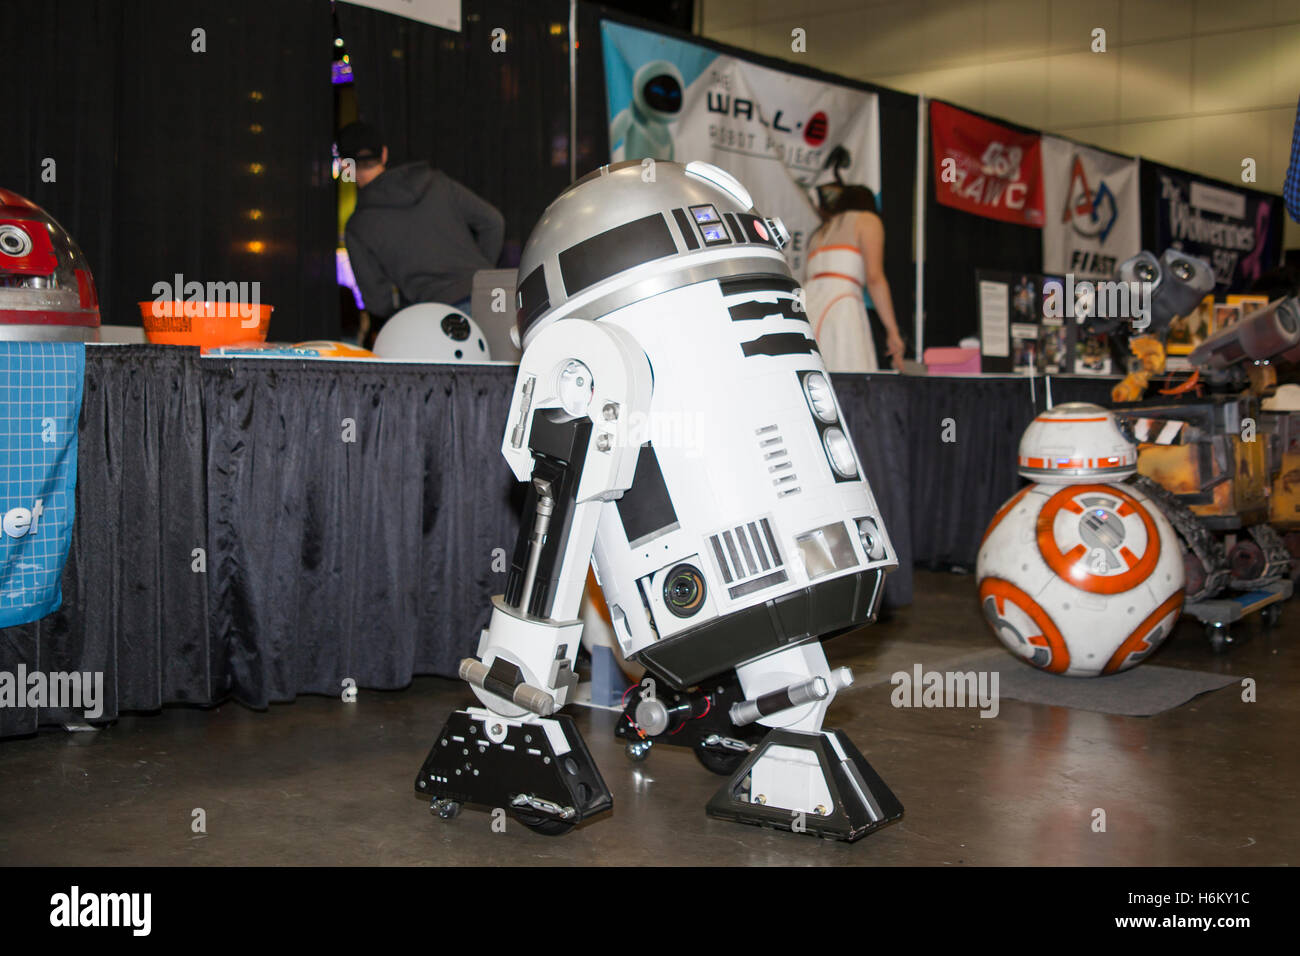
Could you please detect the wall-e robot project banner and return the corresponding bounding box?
[1040,136,1141,282]
[600,20,881,277]
[1141,159,1284,295]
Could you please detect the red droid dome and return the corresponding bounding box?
[0,189,100,341]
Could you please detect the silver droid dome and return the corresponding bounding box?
[514,160,791,345]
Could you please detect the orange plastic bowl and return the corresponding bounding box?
[138,300,273,347]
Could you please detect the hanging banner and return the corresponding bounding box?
[1041,136,1141,280]
[1146,161,1283,293]
[930,101,1043,227]
[601,20,880,276]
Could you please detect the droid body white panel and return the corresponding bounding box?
[583,276,896,667]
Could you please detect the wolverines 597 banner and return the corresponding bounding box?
[601,20,881,276]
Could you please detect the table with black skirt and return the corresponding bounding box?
[0,345,1115,736]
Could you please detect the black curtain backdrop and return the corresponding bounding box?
[0,349,1113,738]
[924,99,1044,350]
[1,0,338,342]
[338,0,576,268]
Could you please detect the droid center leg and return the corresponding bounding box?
[705,642,904,841]
[415,320,653,835]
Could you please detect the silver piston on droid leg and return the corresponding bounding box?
[729,668,853,726]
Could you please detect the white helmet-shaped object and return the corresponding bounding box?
[514,160,790,348]
[1018,402,1137,484]
[372,303,491,363]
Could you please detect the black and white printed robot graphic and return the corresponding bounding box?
[414,160,903,841]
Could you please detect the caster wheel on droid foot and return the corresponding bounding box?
[430,799,461,820]
[693,741,748,776]
[625,739,653,762]
[511,809,576,837]
[1206,622,1232,654]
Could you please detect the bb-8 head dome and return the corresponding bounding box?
[1018,402,1137,484]
[0,189,100,341]
[514,160,791,347]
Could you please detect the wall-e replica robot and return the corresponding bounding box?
[415,160,901,841]
[1081,249,1298,646]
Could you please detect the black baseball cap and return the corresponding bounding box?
[337,121,385,162]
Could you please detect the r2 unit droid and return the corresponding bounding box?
[977,403,1186,677]
[415,160,902,841]
[0,189,100,341]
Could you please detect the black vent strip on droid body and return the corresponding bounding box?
[756,424,800,497]
[740,333,820,358]
[719,274,808,326]
[728,299,806,322]
[709,517,788,599]
[719,276,800,298]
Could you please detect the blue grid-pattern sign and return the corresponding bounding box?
[0,341,85,627]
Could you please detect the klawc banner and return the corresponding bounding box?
[931,101,1043,227]
[0,342,84,628]
[601,20,881,275]
[1147,161,1283,293]
[1041,136,1141,280]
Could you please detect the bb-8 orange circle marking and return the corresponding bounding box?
[980,484,1033,549]
[1036,483,1160,595]
[977,577,1071,674]
[1102,590,1184,675]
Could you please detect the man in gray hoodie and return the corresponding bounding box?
[338,122,504,328]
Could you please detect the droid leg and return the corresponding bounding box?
[415,319,653,835]
[704,643,903,842]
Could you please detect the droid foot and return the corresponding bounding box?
[705,728,902,842]
[415,708,612,835]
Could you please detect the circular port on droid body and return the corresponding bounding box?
[663,563,706,618]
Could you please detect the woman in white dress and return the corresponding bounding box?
[804,185,905,372]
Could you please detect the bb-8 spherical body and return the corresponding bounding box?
[976,403,1185,677]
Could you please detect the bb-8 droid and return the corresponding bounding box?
[977,402,1185,677]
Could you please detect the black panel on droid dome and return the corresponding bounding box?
[671,209,701,250]
[557,213,677,297]
[516,264,549,330]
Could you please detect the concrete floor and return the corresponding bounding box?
[1,570,1295,866]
